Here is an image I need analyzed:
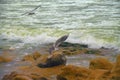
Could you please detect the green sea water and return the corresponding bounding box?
[0,0,120,49]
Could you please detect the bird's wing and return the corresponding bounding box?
[31,5,41,12]
[21,5,41,15]
[54,34,69,48]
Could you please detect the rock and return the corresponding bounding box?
[0,55,12,63]
[62,47,84,55]
[37,51,66,68]
[111,54,120,80]
[2,71,49,80]
[88,69,111,80]
[57,65,91,80]
[13,75,33,80]
[84,49,101,54]
[22,51,41,62]
[2,71,32,80]
[59,42,88,48]
[89,58,113,71]
[18,65,64,80]
[39,77,48,80]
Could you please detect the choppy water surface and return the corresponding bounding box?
[0,0,120,50]
[0,0,120,79]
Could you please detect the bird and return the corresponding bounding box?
[22,5,41,16]
[49,34,69,54]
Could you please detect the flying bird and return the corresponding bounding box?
[49,34,69,54]
[22,5,41,16]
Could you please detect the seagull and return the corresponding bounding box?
[49,34,69,54]
[22,5,41,16]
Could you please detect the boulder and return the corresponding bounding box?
[89,58,113,71]
[37,51,66,68]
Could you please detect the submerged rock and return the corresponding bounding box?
[37,51,66,68]
[89,58,113,71]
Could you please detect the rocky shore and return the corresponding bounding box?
[1,42,120,80]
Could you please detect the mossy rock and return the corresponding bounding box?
[59,42,88,48]
[57,65,91,80]
[2,71,32,80]
[61,47,85,55]
[22,51,41,62]
[85,49,101,54]
[111,54,120,79]
[89,58,113,71]
[0,56,12,63]
[13,75,32,80]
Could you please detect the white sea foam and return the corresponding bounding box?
[1,32,118,50]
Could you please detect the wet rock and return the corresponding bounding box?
[2,71,32,80]
[61,48,101,55]
[22,51,41,62]
[85,49,101,54]
[2,71,49,80]
[37,51,66,68]
[13,75,33,80]
[0,55,12,63]
[88,69,111,80]
[39,77,48,80]
[59,42,88,48]
[62,47,84,55]
[89,58,113,71]
[111,54,120,80]
[18,65,64,80]
[57,65,91,80]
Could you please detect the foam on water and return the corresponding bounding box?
[0,0,120,50]
[0,27,119,50]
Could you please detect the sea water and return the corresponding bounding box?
[0,0,120,50]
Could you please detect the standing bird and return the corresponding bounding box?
[49,34,69,54]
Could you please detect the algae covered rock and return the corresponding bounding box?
[2,71,32,80]
[13,75,33,80]
[59,42,88,48]
[22,51,41,62]
[0,55,12,63]
[37,51,66,68]
[57,65,91,80]
[89,58,113,71]
[62,47,84,55]
[111,54,120,80]
[88,69,111,80]
[85,49,101,54]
